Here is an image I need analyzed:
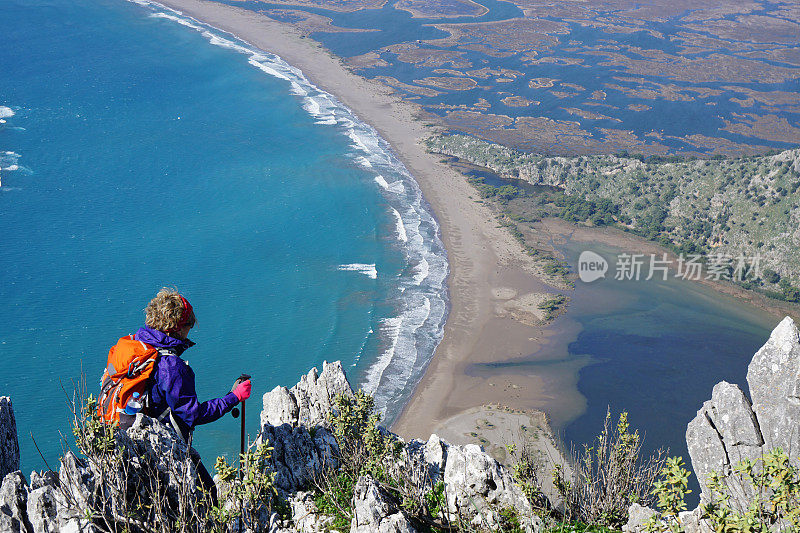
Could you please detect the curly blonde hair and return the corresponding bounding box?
[144,287,196,333]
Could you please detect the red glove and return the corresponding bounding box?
[232,380,251,402]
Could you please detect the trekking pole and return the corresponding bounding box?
[231,373,250,533]
[239,398,245,533]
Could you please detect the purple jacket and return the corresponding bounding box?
[135,326,238,432]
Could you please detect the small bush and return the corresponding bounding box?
[554,410,666,528]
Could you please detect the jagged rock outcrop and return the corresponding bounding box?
[257,362,541,531]
[686,316,799,510]
[0,471,31,533]
[626,315,800,532]
[1,358,546,532]
[443,442,533,525]
[261,361,353,428]
[350,475,417,533]
[745,315,800,455]
[0,397,20,480]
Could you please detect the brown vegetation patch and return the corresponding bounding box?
[684,15,800,45]
[383,42,471,69]
[373,76,442,97]
[414,76,479,91]
[466,67,524,80]
[722,113,800,144]
[262,9,370,35]
[244,0,386,11]
[664,133,772,156]
[529,77,557,89]
[562,107,621,121]
[346,51,389,69]
[394,0,488,19]
[430,18,567,53]
[502,96,536,107]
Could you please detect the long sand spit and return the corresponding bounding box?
[148,0,570,444]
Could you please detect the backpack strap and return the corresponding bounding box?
[146,347,193,443]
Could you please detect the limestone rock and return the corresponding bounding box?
[27,485,58,533]
[405,433,446,484]
[56,452,96,531]
[686,382,764,502]
[116,414,202,506]
[746,316,800,454]
[679,508,713,533]
[443,443,532,519]
[29,471,58,492]
[261,361,353,429]
[289,491,333,532]
[350,475,417,533]
[261,424,322,493]
[262,386,299,428]
[293,361,354,427]
[622,503,656,533]
[0,397,20,480]
[685,316,800,524]
[0,471,30,533]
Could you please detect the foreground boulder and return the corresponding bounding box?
[686,316,800,510]
[261,361,354,428]
[625,315,800,532]
[0,471,31,533]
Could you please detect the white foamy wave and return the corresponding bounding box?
[0,107,14,119]
[355,156,373,168]
[412,257,430,285]
[150,12,204,30]
[364,295,433,402]
[374,175,389,189]
[338,263,377,279]
[363,317,402,394]
[391,207,408,243]
[0,152,20,169]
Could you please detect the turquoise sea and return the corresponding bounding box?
[0,0,447,471]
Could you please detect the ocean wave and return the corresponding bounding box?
[0,107,14,119]
[338,263,378,279]
[374,175,389,189]
[0,151,21,172]
[129,0,449,423]
[390,207,408,243]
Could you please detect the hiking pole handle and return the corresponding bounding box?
[230,373,251,418]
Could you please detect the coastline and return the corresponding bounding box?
[133,0,797,455]
[143,0,565,442]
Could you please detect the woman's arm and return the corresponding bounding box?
[160,356,239,428]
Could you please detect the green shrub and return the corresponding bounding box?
[703,448,800,531]
[646,457,691,532]
[554,411,666,528]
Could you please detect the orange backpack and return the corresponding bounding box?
[98,335,159,424]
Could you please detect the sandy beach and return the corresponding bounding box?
[149,0,572,446]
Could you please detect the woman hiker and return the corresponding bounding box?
[99,287,252,496]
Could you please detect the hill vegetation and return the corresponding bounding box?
[428,134,800,301]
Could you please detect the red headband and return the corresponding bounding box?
[176,295,194,330]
